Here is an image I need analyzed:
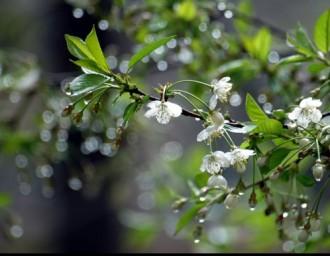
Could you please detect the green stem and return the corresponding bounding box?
[172,89,210,110]
[169,79,213,89]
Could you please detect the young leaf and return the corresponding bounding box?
[194,173,209,188]
[128,36,175,71]
[65,35,94,60]
[287,25,317,57]
[245,93,268,122]
[261,148,291,174]
[175,204,204,235]
[234,0,253,34]
[254,28,272,62]
[73,59,106,74]
[69,73,109,96]
[85,26,109,73]
[313,9,330,53]
[256,119,283,134]
[278,54,311,65]
[175,0,197,21]
[0,193,11,207]
[123,101,140,122]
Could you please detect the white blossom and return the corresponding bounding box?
[288,97,322,128]
[228,148,255,173]
[209,77,232,110]
[200,151,231,175]
[144,100,182,124]
[197,112,225,142]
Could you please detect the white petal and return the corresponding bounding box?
[144,108,158,118]
[209,94,218,110]
[147,100,161,109]
[165,101,182,117]
[221,77,231,82]
[211,112,225,128]
[288,108,301,120]
[310,109,322,123]
[213,151,231,168]
[297,115,310,128]
[197,125,216,142]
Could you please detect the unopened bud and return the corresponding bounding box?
[73,112,83,124]
[248,191,257,211]
[312,162,325,182]
[224,193,239,209]
[61,104,74,117]
[207,175,228,190]
[171,197,188,212]
[298,229,309,242]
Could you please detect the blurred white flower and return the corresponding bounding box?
[229,148,255,173]
[144,100,182,124]
[209,76,232,110]
[197,112,225,142]
[200,151,231,174]
[288,97,322,128]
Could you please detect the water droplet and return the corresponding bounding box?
[167,39,177,48]
[300,203,308,209]
[72,8,84,19]
[15,154,28,168]
[9,92,21,103]
[194,239,200,244]
[198,22,207,32]
[10,225,24,238]
[238,191,245,196]
[68,177,82,191]
[229,92,241,107]
[224,10,233,19]
[98,19,109,30]
[195,118,200,121]
[217,2,226,11]
[157,60,168,71]
[198,218,205,224]
[283,212,289,218]
[199,197,206,202]
[107,56,118,69]
[250,207,255,211]
[212,29,221,39]
[40,129,52,142]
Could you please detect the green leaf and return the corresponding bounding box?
[314,9,330,53]
[123,101,139,122]
[128,36,175,71]
[0,193,11,207]
[255,119,283,134]
[73,59,106,74]
[254,28,272,62]
[287,25,317,57]
[65,34,94,60]
[85,26,109,73]
[242,28,272,62]
[245,93,268,122]
[175,0,197,21]
[261,148,290,174]
[194,173,209,188]
[69,73,109,96]
[175,204,204,235]
[278,54,312,65]
[297,174,315,187]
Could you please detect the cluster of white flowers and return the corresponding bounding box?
[288,97,322,128]
[143,77,255,210]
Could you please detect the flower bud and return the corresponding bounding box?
[171,197,188,212]
[73,112,83,124]
[207,175,228,190]
[224,193,239,209]
[193,225,203,244]
[312,162,325,182]
[61,104,74,117]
